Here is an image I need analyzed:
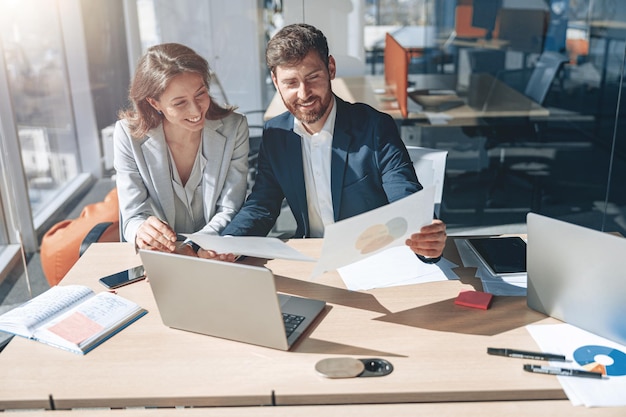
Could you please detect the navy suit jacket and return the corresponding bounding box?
[222,95,422,237]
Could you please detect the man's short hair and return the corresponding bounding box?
[266,23,330,74]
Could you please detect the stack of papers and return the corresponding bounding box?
[337,245,458,291]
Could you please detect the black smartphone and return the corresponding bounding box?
[98,265,146,289]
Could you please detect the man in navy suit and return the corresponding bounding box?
[221,23,446,261]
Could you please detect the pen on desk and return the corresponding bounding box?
[487,347,567,362]
[523,364,604,379]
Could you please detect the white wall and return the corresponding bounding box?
[283,0,365,64]
[130,0,266,114]
[201,0,267,113]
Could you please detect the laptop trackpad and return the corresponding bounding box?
[278,293,325,319]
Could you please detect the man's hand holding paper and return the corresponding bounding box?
[405,218,446,259]
[312,186,438,277]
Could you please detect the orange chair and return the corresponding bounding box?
[566,38,589,64]
[455,4,500,40]
[40,188,120,286]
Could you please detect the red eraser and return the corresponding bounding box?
[455,290,493,310]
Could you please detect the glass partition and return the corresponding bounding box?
[362,0,626,235]
[0,0,623,248]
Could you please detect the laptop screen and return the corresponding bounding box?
[526,213,626,346]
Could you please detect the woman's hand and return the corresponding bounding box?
[135,216,177,252]
[197,249,238,263]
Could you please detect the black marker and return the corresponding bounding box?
[523,364,604,379]
[487,347,567,362]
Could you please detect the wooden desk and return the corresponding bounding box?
[8,401,626,416]
[264,75,548,125]
[0,239,621,412]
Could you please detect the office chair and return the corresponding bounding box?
[40,188,120,285]
[239,108,298,238]
[523,52,569,105]
[242,109,265,195]
[467,48,505,77]
[483,51,569,209]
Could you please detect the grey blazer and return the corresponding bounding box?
[114,113,249,243]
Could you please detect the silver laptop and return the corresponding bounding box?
[139,250,326,350]
[527,213,626,346]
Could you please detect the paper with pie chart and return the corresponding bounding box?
[311,186,435,277]
[573,344,626,377]
[527,323,626,407]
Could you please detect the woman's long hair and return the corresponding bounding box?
[119,43,234,138]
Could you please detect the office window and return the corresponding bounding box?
[0,0,81,218]
[0,132,8,247]
[366,0,434,26]
[0,117,29,294]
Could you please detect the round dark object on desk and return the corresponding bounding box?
[357,358,394,377]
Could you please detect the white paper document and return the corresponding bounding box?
[183,234,316,262]
[337,245,459,291]
[527,323,626,407]
[454,238,527,296]
[312,186,436,277]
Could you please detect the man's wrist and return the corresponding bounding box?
[182,240,201,253]
[175,234,201,253]
[417,254,441,264]
[187,241,201,253]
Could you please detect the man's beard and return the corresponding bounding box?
[282,91,332,125]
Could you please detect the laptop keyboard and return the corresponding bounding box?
[283,313,305,337]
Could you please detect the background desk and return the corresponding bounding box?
[0,238,616,411]
[264,76,548,126]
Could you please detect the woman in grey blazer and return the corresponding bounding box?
[114,43,248,258]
